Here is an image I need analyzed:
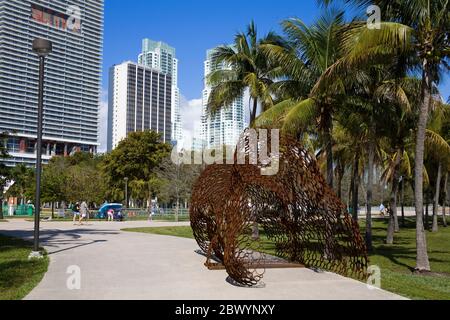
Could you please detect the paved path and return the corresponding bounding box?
[0,219,406,300]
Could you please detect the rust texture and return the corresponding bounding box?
[190,136,368,286]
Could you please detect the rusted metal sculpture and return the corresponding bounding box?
[190,135,368,286]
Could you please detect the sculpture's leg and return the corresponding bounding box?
[205,240,214,267]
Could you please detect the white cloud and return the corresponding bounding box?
[98,90,108,153]
[177,95,203,149]
[180,95,202,135]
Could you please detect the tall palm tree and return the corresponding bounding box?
[319,0,449,272]
[426,103,450,232]
[256,9,348,187]
[207,21,287,125]
[206,22,288,240]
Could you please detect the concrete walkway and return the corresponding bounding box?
[0,219,406,300]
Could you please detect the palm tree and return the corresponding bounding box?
[207,22,289,240]
[207,21,287,125]
[319,0,449,272]
[426,103,450,232]
[256,9,348,188]
[333,111,366,222]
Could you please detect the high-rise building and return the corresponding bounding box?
[0,0,104,166]
[200,48,245,149]
[138,39,182,143]
[107,61,172,151]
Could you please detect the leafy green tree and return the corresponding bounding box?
[41,157,68,219]
[101,131,171,210]
[7,164,34,205]
[64,163,106,205]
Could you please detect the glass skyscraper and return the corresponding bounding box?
[199,48,245,149]
[0,0,104,166]
[138,39,182,143]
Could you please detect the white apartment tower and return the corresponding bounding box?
[200,48,245,149]
[107,61,172,151]
[138,39,182,143]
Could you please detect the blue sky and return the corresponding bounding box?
[99,0,450,149]
[103,0,322,99]
[103,0,449,99]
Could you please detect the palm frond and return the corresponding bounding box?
[255,99,296,128]
[282,98,318,135]
[207,81,245,116]
[425,129,450,161]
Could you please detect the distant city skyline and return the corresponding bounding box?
[98,0,450,151]
[102,0,450,100]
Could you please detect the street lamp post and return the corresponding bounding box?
[124,177,129,208]
[30,38,52,259]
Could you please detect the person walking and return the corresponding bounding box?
[72,202,80,225]
[79,201,90,225]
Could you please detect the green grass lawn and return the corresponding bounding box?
[123,226,194,239]
[0,235,49,300]
[123,218,450,300]
[362,218,450,300]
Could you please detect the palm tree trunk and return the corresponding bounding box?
[401,179,406,227]
[324,111,334,188]
[386,179,400,245]
[386,149,402,244]
[351,155,359,221]
[251,97,260,240]
[393,204,400,232]
[337,166,344,200]
[444,173,448,227]
[432,162,442,232]
[365,140,375,251]
[414,59,431,272]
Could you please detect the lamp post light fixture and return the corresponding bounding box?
[29,38,52,259]
[124,177,129,209]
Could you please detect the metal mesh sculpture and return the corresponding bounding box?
[190,136,368,286]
